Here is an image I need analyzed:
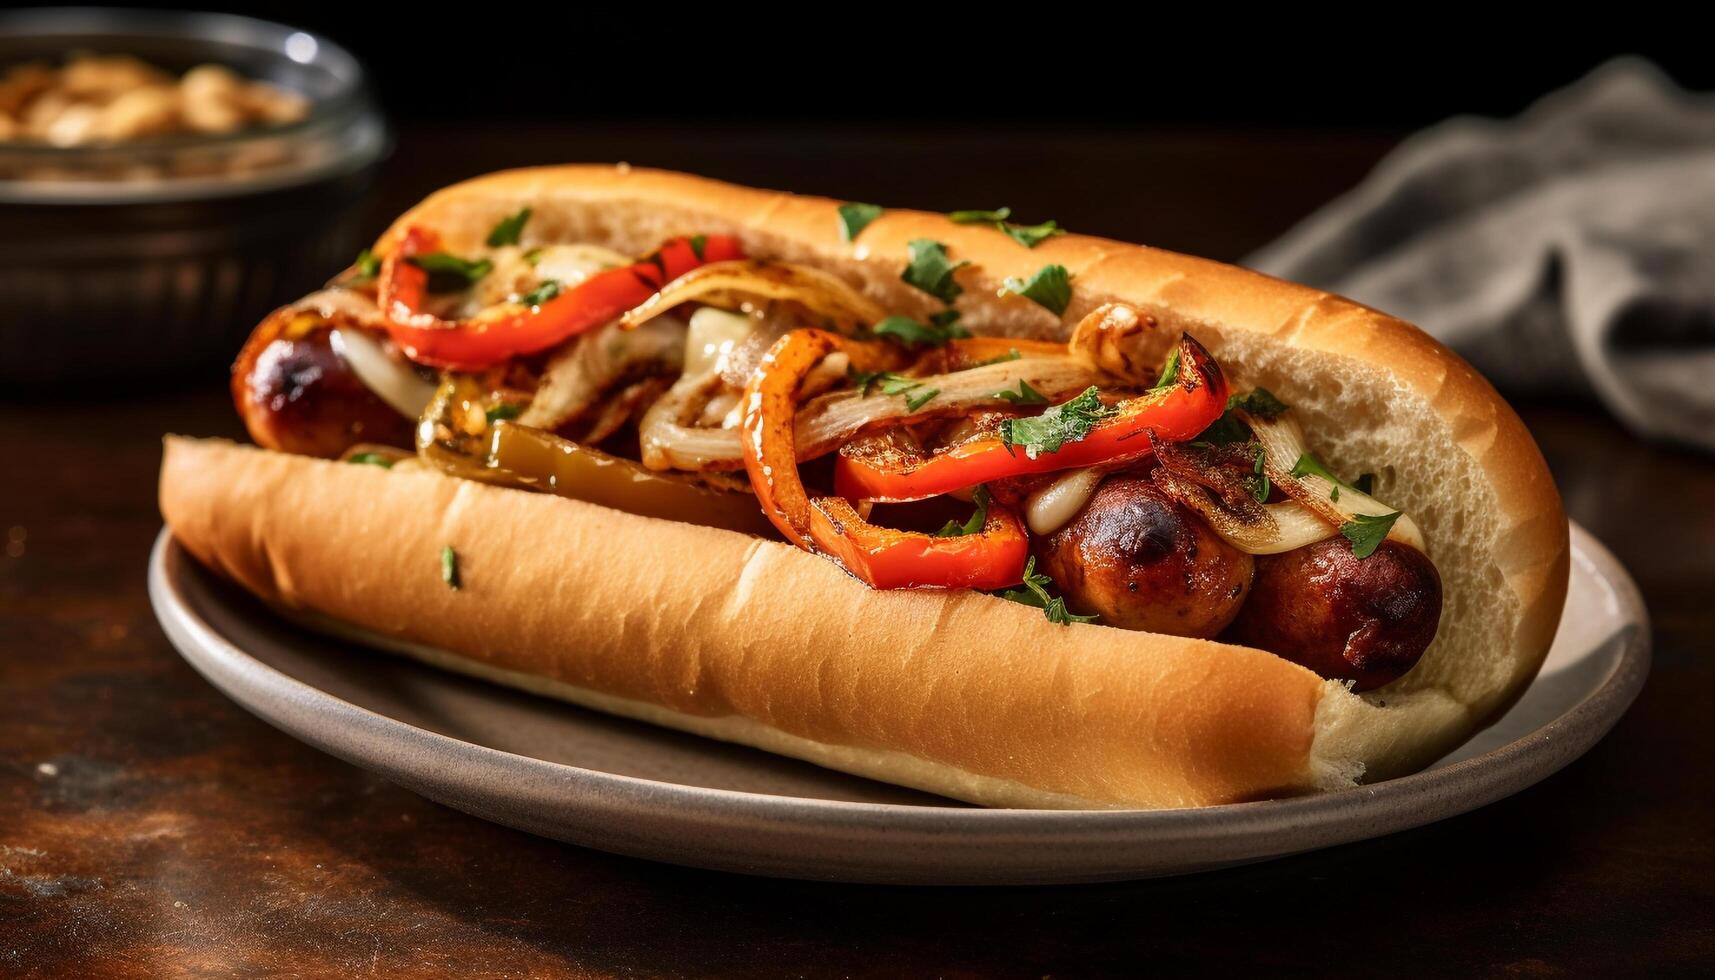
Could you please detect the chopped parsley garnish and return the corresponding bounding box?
[688,234,707,260]
[346,452,394,468]
[872,311,970,347]
[440,545,461,590]
[878,375,921,396]
[1340,512,1401,559]
[1152,348,1182,391]
[407,252,493,293]
[485,207,531,247]
[947,207,1063,248]
[521,247,545,265]
[997,555,1097,625]
[949,207,1012,224]
[993,379,1048,405]
[850,368,936,411]
[1250,445,1271,503]
[1194,387,1290,445]
[485,403,522,423]
[935,486,992,538]
[838,202,884,242]
[901,239,968,303]
[517,279,562,306]
[1230,387,1289,419]
[1002,220,1063,248]
[976,348,1024,366]
[342,249,381,286]
[848,367,907,396]
[1002,264,1072,315]
[1290,452,1366,502]
[999,386,1113,459]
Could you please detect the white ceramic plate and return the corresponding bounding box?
[148,523,1647,885]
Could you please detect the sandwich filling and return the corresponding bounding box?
[232,206,1444,691]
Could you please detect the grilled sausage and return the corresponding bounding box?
[1227,537,1442,690]
[1036,476,1254,637]
[232,316,412,458]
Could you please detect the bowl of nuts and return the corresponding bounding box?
[0,8,388,386]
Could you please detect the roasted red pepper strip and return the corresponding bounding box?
[834,334,1228,502]
[378,228,744,370]
[739,329,905,549]
[808,496,1028,590]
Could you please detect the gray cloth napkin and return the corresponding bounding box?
[1248,58,1715,450]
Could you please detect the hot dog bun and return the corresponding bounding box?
[159,165,1569,808]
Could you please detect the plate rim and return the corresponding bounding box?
[148,522,1650,881]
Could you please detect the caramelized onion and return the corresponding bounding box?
[642,353,1106,472]
[1244,409,1426,554]
[619,260,887,332]
[329,326,437,419]
[519,316,687,431]
[1149,408,1426,555]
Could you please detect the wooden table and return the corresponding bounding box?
[3,125,1712,978]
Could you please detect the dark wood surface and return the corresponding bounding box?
[3,125,1713,979]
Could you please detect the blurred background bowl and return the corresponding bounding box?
[0,8,387,388]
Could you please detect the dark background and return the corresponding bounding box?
[76,5,1715,129]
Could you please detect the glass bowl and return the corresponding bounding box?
[0,8,389,387]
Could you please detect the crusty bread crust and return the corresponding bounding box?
[162,436,1329,809]
[161,166,1569,808]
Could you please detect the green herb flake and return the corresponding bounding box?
[905,387,940,412]
[976,348,1024,366]
[1289,453,1341,485]
[1340,511,1402,559]
[1192,388,1292,445]
[872,313,970,348]
[1229,387,1288,419]
[517,279,563,307]
[872,375,914,397]
[1152,347,1182,391]
[485,403,523,424]
[346,452,394,468]
[342,248,381,286]
[1002,220,1063,249]
[901,239,969,303]
[994,379,1048,405]
[997,555,1098,625]
[848,367,901,396]
[998,386,1114,459]
[521,247,545,266]
[949,207,1013,224]
[440,545,461,590]
[1002,264,1072,315]
[485,207,532,248]
[948,208,1063,248]
[1250,445,1271,503]
[688,234,707,261]
[838,202,884,242]
[407,252,493,293]
[935,486,992,538]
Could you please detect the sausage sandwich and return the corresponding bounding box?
[159,166,1570,808]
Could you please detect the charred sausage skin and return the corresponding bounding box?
[1227,538,1443,690]
[231,313,413,458]
[1036,476,1255,637]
